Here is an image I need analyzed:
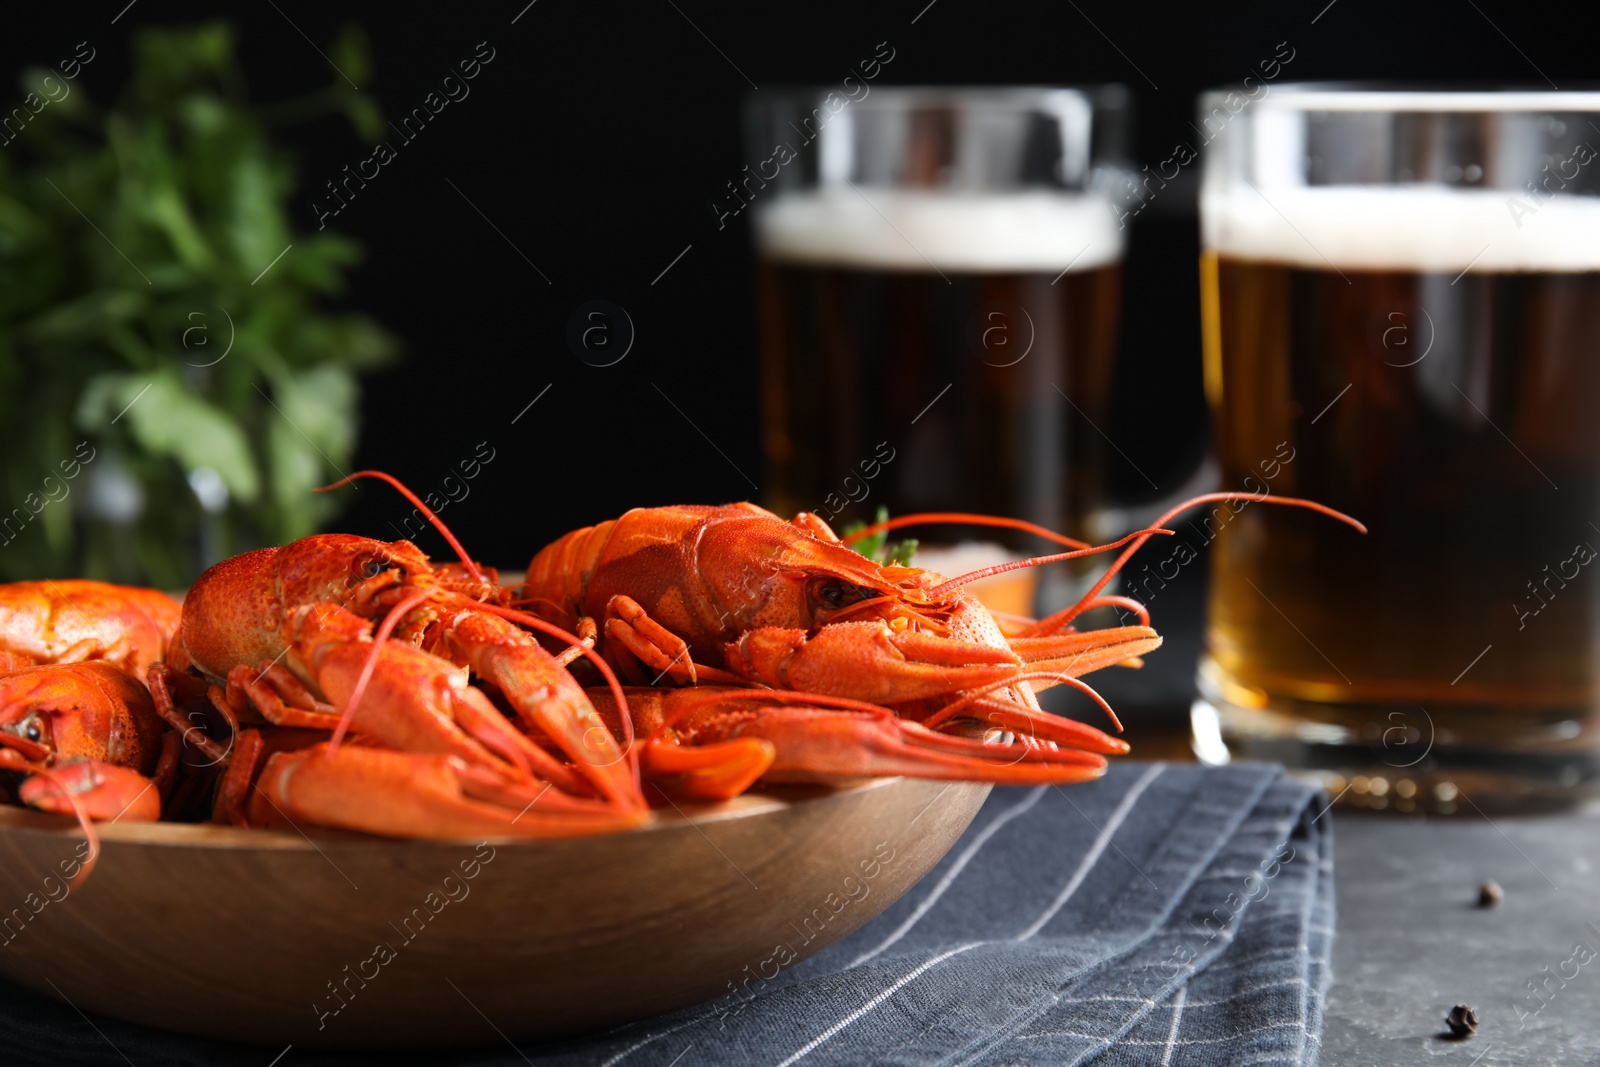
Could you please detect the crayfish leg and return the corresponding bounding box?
[552,616,599,668]
[151,730,183,800]
[603,595,699,686]
[228,663,345,731]
[214,728,265,826]
[147,663,239,765]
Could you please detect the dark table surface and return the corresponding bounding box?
[1079,568,1594,1066]
[1324,808,1600,1066]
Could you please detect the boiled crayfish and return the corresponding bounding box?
[158,473,649,839]
[521,494,1365,796]
[0,579,181,675]
[0,581,194,884]
[519,503,1160,794]
[0,581,186,820]
[0,662,171,823]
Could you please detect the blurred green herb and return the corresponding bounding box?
[841,506,918,566]
[0,22,393,587]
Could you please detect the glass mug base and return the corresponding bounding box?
[1191,656,1600,814]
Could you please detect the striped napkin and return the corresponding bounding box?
[3,762,1332,1067]
[555,762,1334,1067]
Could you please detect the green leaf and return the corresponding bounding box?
[107,373,260,502]
[146,180,214,270]
[257,366,359,539]
[132,23,233,97]
[20,67,85,119]
[0,191,43,244]
[287,232,363,294]
[330,24,374,89]
[226,150,284,276]
[853,506,891,560]
[842,506,916,564]
[75,373,128,430]
[265,417,326,537]
[24,289,145,342]
[271,365,357,462]
[884,538,919,566]
[179,94,230,135]
[324,315,397,369]
[343,95,386,145]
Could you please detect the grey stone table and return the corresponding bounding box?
[1323,806,1600,1066]
[1079,573,1600,1065]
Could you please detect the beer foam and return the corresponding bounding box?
[1250,90,1600,112]
[754,190,1124,272]
[1202,186,1600,272]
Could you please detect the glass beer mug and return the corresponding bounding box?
[744,86,1131,611]
[1193,87,1600,810]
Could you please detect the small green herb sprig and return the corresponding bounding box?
[840,506,918,567]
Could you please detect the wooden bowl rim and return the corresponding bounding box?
[0,775,913,852]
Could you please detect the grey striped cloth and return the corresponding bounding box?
[555,762,1333,1067]
[3,762,1332,1066]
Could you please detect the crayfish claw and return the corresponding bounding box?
[1007,626,1163,683]
[725,622,1019,705]
[641,736,777,803]
[19,759,162,823]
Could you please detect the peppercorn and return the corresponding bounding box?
[1445,1004,1478,1038]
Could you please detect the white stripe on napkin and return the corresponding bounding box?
[1015,762,1166,941]
[848,785,1048,969]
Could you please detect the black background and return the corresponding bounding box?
[3,0,1595,574]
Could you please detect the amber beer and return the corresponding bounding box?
[756,191,1123,556]
[1201,184,1600,792]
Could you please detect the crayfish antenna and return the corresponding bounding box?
[868,496,1363,609]
[316,470,488,585]
[927,528,1177,597]
[1020,493,1367,636]
[14,763,101,891]
[839,512,1095,551]
[921,669,1128,733]
[1069,595,1151,627]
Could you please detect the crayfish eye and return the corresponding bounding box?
[810,578,846,608]
[18,713,44,744]
[808,577,876,615]
[353,554,392,581]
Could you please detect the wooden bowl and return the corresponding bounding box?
[0,777,989,1049]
